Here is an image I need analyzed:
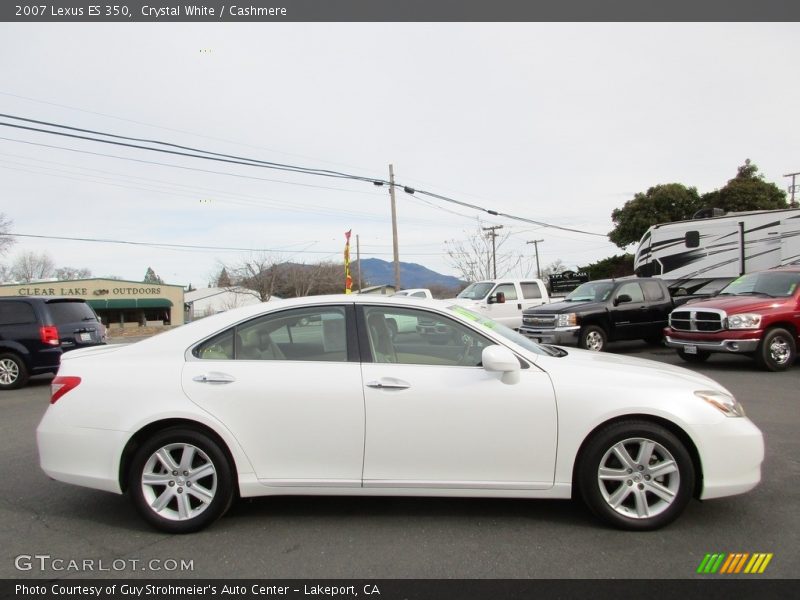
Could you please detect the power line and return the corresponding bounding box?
[0,113,608,238]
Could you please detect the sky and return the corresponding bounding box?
[1,22,798,288]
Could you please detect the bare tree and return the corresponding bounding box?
[55,266,92,281]
[445,224,522,282]
[226,253,284,301]
[10,251,56,283]
[0,213,15,257]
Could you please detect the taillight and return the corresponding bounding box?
[51,376,81,404]
[40,325,60,346]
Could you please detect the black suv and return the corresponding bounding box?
[0,297,106,390]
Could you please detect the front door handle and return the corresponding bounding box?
[366,378,411,390]
[193,372,236,384]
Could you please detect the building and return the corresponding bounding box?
[0,278,185,329]
[184,286,266,321]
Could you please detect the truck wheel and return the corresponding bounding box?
[677,349,710,363]
[756,328,796,372]
[579,326,607,352]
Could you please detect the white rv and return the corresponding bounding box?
[634,208,800,294]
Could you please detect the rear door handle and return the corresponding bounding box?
[193,372,236,384]
[366,378,411,390]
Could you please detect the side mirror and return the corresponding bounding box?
[488,291,506,305]
[614,294,632,306]
[482,345,520,385]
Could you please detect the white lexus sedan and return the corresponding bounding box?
[37,295,764,533]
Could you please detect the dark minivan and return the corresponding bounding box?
[0,297,106,389]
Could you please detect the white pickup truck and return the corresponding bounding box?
[448,279,550,329]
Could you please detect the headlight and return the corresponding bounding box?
[695,390,745,417]
[556,313,577,327]
[727,313,762,330]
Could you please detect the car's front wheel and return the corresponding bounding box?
[578,421,695,530]
[128,427,234,533]
[579,325,607,352]
[756,328,796,372]
[0,353,28,390]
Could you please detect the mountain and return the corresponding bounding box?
[354,258,464,290]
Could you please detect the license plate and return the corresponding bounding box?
[79,332,92,342]
[684,344,698,355]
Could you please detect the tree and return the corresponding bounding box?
[609,184,702,248]
[446,224,522,281]
[579,254,635,280]
[700,159,787,213]
[0,213,14,257]
[216,267,232,288]
[54,266,92,280]
[143,267,164,284]
[225,253,284,301]
[10,251,56,283]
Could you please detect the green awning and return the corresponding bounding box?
[87,298,173,310]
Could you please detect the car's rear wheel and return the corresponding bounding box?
[0,353,28,390]
[128,428,234,533]
[578,421,694,530]
[677,348,710,363]
[756,328,796,372]
[579,326,607,352]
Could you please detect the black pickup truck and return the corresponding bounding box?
[518,278,683,352]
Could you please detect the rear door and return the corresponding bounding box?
[519,281,547,311]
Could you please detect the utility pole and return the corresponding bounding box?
[483,225,504,279]
[356,234,362,292]
[784,171,800,208]
[389,164,401,290]
[526,239,544,279]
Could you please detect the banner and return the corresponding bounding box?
[344,230,353,294]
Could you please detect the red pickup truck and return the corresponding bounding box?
[664,266,800,371]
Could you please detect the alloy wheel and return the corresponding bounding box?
[0,358,19,385]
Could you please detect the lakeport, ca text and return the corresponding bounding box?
[15,584,380,597]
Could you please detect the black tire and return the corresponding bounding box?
[755,328,796,372]
[577,421,695,531]
[579,325,607,352]
[677,348,711,363]
[128,427,234,533]
[0,353,29,390]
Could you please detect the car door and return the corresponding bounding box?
[484,282,521,327]
[519,281,547,312]
[611,282,649,340]
[181,304,365,487]
[358,305,557,490]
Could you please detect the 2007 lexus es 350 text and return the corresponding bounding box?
[37,295,764,533]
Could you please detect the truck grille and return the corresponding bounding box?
[669,309,724,332]
[522,314,557,329]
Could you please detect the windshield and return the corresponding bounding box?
[565,281,615,302]
[446,305,563,357]
[457,282,495,300]
[718,271,800,298]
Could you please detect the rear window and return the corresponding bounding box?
[0,301,36,326]
[46,300,97,324]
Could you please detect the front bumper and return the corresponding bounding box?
[693,417,764,500]
[665,333,760,354]
[518,326,580,346]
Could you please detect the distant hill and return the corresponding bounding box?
[354,258,465,290]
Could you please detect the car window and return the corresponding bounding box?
[641,281,666,301]
[363,306,492,367]
[193,306,348,362]
[0,301,36,326]
[520,282,542,299]
[616,282,645,303]
[410,291,427,298]
[494,283,518,301]
[46,300,97,324]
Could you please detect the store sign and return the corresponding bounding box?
[14,285,163,297]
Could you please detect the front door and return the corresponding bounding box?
[358,305,557,490]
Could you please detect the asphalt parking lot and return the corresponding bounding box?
[1,342,798,580]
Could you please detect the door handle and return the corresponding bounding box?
[366,378,411,390]
[193,372,236,384]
